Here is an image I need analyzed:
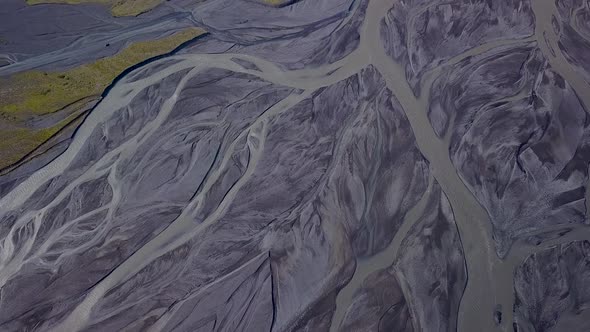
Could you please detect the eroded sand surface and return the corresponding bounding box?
[0,0,589,331]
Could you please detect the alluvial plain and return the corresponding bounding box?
[0,0,589,331]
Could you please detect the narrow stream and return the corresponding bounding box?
[330,176,434,331]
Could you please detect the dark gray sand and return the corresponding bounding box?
[0,0,589,331]
[336,182,466,332]
[514,240,590,332]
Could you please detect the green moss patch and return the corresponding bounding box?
[26,0,164,17]
[0,28,205,169]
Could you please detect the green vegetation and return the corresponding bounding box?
[0,112,80,169]
[0,28,204,118]
[0,28,205,170]
[263,0,290,6]
[26,0,164,17]
[0,92,86,170]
